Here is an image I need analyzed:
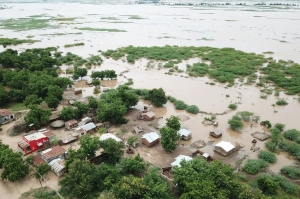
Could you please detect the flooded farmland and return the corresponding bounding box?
[0,1,300,198]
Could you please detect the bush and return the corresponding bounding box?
[274,123,285,132]
[258,150,277,163]
[186,105,199,114]
[174,100,187,110]
[265,142,277,152]
[283,129,300,141]
[228,115,243,131]
[272,174,300,196]
[168,96,177,102]
[281,166,300,179]
[242,159,268,175]
[127,136,139,146]
[256,174,280,196]
[228,104,237,110]
[276,99,288,106]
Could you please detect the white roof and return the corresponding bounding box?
[202,153,210,158]
[171,155,193,167]
[99,133,122,142]
[215,141,235,152]
[142,132,160,143]
[24,132,46,141]
[48,158,60,166]
[51,159,65,173]
[82,122,96,131]
[178,129,191,137]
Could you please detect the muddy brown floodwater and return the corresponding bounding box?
[0,2,300,198]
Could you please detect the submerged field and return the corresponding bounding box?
[0,2,300,199]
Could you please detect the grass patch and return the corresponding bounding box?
[41,32,82,36]
[198,37,214,41]
[228,104,237,110]
[128,15,145,20]
[0,18,58,31]
[75,27,126,32]
[3,101,27,112]
[64,42,85,48]
[276,99,288,106]
[21,187,60,199]
[51,17,77,21]
[262,51,274,54]
[242,159,269,175]
[101,17,119,20]
[258,150,277,163]
[281,166,300,180]
[0,37,40,47]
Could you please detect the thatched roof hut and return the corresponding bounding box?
[51,120,65,128]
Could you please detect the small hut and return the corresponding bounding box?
[134,126,143,134]
[78,117,92,126]
[141,132,160,147]
[137,111,155,121]
[50,159,66,177]
[0,109,15,125]
[74,89,82,95]
[209,129,223,138]
[65,119,78,130]
[178,129,192,140]
[171,155,193,168]
[214,141,236,156]
[50,120,65,129]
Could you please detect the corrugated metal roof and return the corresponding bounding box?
[82,122,96,131]
[142,132,160,143]
[99,133,122,142]
[215,141,235,152]
[178,129,191,137]
[39,146,66,161]
[24,132,46,141]
[171,155,193,167]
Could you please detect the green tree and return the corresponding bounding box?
[73,67,87,79]
[59,106,75,121]
[32,163,51,187]
[0,86,9,105]
[100,138,125,164]
[79,135,100,159]
[0,141,29,182]
[166,115,181,131]
[92,78,100,88]
[88,96,98,109]
[119,154,146,173]
[112,175,149,199]
[257,175,280,196]
[24,105,51,129]
[73,101,89,119]
[228,115,243,131]
[97,100,128,124]
[59,159,99,199]
[45,95,59,110]
[160,126,180,152]
[23,94,43,107]
[149,88,167,106]
[116,86,139,109]
[47,85,63,101]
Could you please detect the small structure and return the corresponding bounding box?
[251,132,270,141]
[18,130,53,155]
[134,126,143,134]
[59,134,78,145]
[190,140,206,148]
[99,133,122,142]
[65,119,78,130]
[38,146,67,163]
[74,89,82,95]
[50,120,65,129]
[214,141,236,156]
[141,132,160,147]
[190,150,217,162]
[171,155,193,168]
[0,109,15,125]
[50,158,66,177]
[178,129,192,140]
[137,111,155,121]
[78,117,92,126]
[40,129,56,143]
[74,122,96,134]
[209,129,223,138]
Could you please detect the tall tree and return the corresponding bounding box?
[100,138,125,164]
[88,96,98,109]
[73,101,89,119]
[160,126,180,152]
[47,85,64,101]
[23,94,43,107]
[79,135,100,159]
[149,88,167,106]
[92,78,100,88]
[24,105,51,129]
[32,163,51,187]
[45,95,60,110]
[166,115,181,131]
[74,67,87,80]
[97,100,128,125]
[59,106,75,121]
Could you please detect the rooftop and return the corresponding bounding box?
[178,129,191,137]
[142,132,160,143]
[141,111,155,118]
[210,129,223,135]
[39,146,66,161]
[0,109,13,116]
[24,132,46,141]
[82,122,96,131]
[215,141,235,152]
[99,133,122,142]
[171,155,193,168]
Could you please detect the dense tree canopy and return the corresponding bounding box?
[79,135,100,159]
[100,138,125,164]
[91,70,117,80]
[160,126,181,152]
[149,88,167,106]
[24,105,51,129]
[97,99,128,125]
[166,115,181,131]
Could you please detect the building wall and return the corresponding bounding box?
[23,136,49,153]
[142,138,159,147]
[0,114,14,124]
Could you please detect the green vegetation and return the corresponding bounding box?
[91,70,117,80]
[51,17,77,21]
[174,100,187,110]
[276,99,288,106]
[64,42,85,48]
[21,187,60,199]
[0,18,58,31]
[265,142,277,152]
[75,27,126,32]
[0,37,40,47]
[41,32,82,36]
[186,105,199,114]
[101,17,119,20]
[24,105,52,129]
[242,159,269,175]
[126,136,139,146]
[148,88,167,107]
[128,15,144,19]
[281,166,300,180]
[283,129,300,141]
[228,115,243,131]
[258,150,277,163]
[160,116,181,152]
[3,101,27,111]
[228,103,237,110]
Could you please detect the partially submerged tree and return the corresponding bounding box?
[166,115,181,131]
[97,100,128,125]
[228,115,243,131]
[149,88,167,106]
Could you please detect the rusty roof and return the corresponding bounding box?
[33,154,46,165]
[0,109,13,116]
[39,146,66,161]
[42,130,56,138]
[65,119,78,126]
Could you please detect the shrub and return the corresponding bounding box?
[228,115,243,131]
[237,174,248,182]
[281,166,300,179]
[283,129,300,141]
[127,136,139,146]
[186,105,199,114]
[242,159,268,175]
[274,123,285,132]
[273,174,300,196]
[168,96,177,102]
[258,150,277,163]
[265,142,277,152]
[276,99,288,106]
[174,100,187,110]
[228,104,237,110]
[256,174,280,196]
[286,142,300,156]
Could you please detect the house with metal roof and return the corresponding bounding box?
[214,141,236,156]
[38,146,67,163]
[74,122,96,134]
[99,133,122,142]
[178,129,192,140]
[0,109,15,125]
[171,155,193,168]
[65,119,78,130]
[141,132,160,147]
[50,158,66,177]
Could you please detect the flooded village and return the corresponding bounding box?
[0,1,300,199]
